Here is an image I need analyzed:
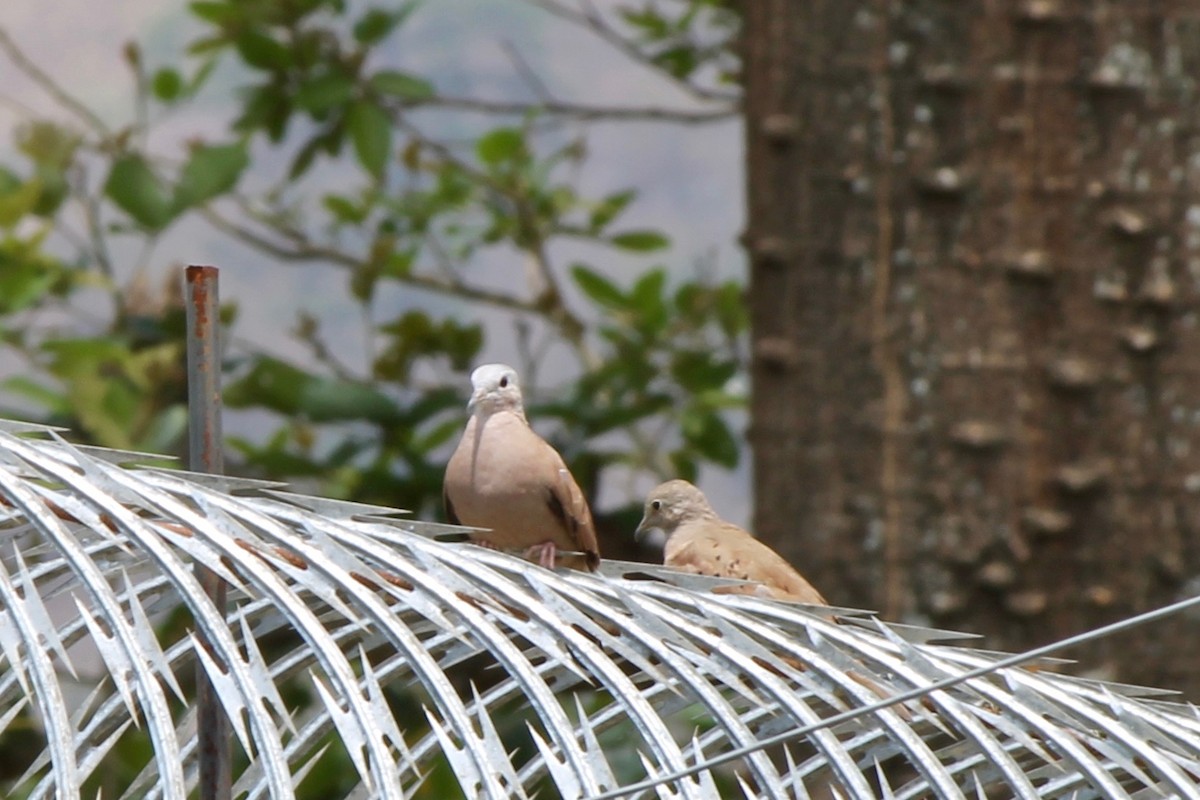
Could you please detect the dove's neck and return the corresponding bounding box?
[472,402,527,426]
[682,506,719,525]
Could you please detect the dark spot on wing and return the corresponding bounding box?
[545,487,568,530]
[545,487,600,571]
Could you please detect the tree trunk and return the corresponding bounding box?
[746,0,1200,696]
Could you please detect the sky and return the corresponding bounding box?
[0,0,750,522]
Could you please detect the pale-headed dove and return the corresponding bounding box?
[444,363,600,571]
[635,479,826,604]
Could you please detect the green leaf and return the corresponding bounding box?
[681,409,739,467]
[152,68,184,102]
[412,418,462,453]
[406,387,463,423]
[610,229,670,252]
[669,450,699,483]
[302,378,400,423]
[225,357,401,423]
[189,1,240,25]
[294,72,355,113]
[235,30,290,71]
[32,172,68,216]
[346,100,392,178]
[620,8,671,38]
[446,324,483,370]
[715,281,748,336]
[476,127,524,166]
[589,189,636,232]
[671,351,737,393]
[0,167,19,195]
[653,45,699,80]
[39,338,146,449]
[229,431,327,478]
[17,121,80,169]
[571,264,626,309]
[630,268,668,331]
[323,194,368,224]
[558,393,674,436]
[354,7,404,43]
[369,70,434,101]
[174,142,248,208]
[289,128,337,179]
[0,376,68,415]
[385,247,415,277]
[0,262,59,313]
[232,82,293,141]
[141,405,189,454]
[374,312,483,380]
[351,260,381,303]
[104,154,175,230]
[187,56,220,96]
[0,178,43,227]
[187,35,228,56]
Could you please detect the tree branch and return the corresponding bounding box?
[501,39,556,105]
[201,207,559,317]
[406,94,737,123]
[519,0,740,104]
[392,118,595,355]
[0,27,111,137]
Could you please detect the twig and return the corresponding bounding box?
[405,94,737,123]
[520,0,740,104]
[72,165,116,280]
[422,231,465,285]
[0,28,111,136]
[392,118,594,357]
[294,313,359,382]
[129,45,150,149]
[501,39,556,105]
[201,207,559,317]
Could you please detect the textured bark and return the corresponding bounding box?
[746,0,1200,696]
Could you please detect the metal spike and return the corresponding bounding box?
[191,633,253,753]
[139,467,287,494]
[238,614,295,736]
[0,419,70,434]
[259,489,410,517]
[74,599,140,724]
[311,672,374,792]
[121,570,186,703]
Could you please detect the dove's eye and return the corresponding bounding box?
[499,376,509,388]
[651,500,661,511]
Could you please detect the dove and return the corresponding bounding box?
[635,479,826,604]
[444,363,600,571]
[634,482,906,711]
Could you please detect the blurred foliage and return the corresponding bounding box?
[0,0,741,795]
[0,0,743,515]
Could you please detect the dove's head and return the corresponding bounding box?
[467,363,525,417]
[635,479,718,542]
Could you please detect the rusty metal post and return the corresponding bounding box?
[185,265,231,800]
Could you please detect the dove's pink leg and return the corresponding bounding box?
[526,541,558,569]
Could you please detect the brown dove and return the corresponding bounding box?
[635,479,826,604]
[444,363,600,571]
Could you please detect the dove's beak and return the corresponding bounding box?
[467,386,486,413]
[634,517,654,544]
